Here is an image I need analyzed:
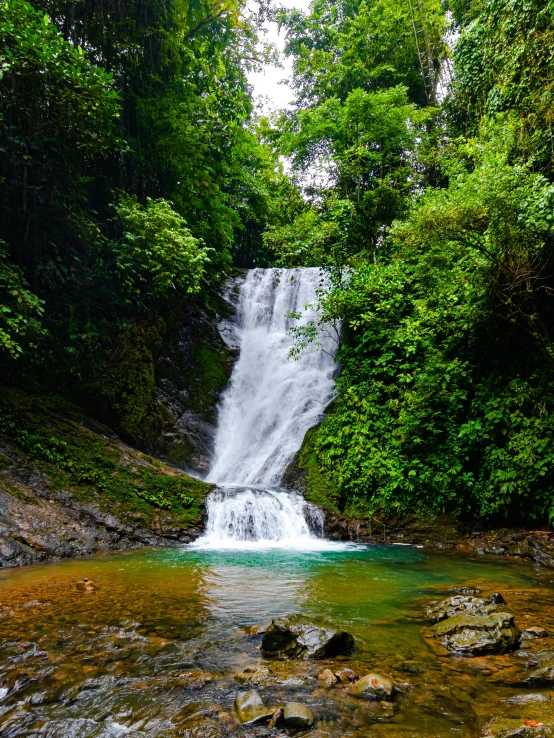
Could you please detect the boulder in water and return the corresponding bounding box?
[261,615,354,659]
[317,668,337,687]
[283,702,316,729]
[336,667,359,683]
[234,690,273,725]
[428,612,521,655]
[425,595,496,623]
[521,626,548,640]
[349,673,395,701]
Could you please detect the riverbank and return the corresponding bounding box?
[0,391,212,568]
[320,508,554,568]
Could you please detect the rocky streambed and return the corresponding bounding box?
[1,544,554,737]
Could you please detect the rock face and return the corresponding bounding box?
[261,616,355,659]
[149,276,243,474]
[349,673,395,701]
[0,396,211,568]
[283,702,316,729]
[429,612,521,655]
[234,690,273,725]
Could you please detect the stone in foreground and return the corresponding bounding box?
[336,667,359,683]
[349,673,395,701]
[261,615,354,659]
[234,690,273,725]
[318,668,337,687]
[429,612,521,655]
[283,702,316,729]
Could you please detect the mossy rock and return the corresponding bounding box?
[0,389,212,532]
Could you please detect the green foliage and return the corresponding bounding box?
[277,0,447,107]
[0,391,211,527]
[0,0,119,266]
[450,0,554,173]
[0,243,45,357]
[302,144,554,523]
[114,197,209,306]
[269,86,430,266]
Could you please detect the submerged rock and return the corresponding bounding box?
[261,615,354,659]
[234,690,273,725]
[283,702,315,729]
[349,673,395,701]
[482,694,554,737]
[428,612,521,655]
[521,650,554,686]
[522,627,548,640]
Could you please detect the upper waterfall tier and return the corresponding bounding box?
[206,268,338,487]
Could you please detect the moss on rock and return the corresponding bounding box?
[0,389,212,533]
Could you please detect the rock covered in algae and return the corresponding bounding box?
[261,615,354,659]
[425,595,496,623]
[234,690,273,725]
[348,673,395,701]
[283,702,316,729]
[429,611,521,655]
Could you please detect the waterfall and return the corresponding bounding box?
[194,268,338,549]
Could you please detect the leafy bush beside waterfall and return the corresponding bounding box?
[275,0,554,526]
[296,148,554,523]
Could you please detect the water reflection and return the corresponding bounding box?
[0,545,553,737]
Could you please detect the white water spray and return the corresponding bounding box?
[194,268,339,549]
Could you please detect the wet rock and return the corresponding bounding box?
[425,595,496,624]
[317,668,337,687]
[336,667,359,683]
[503,694,550,705]
[283,702,315,730]
[428,612,521,655]
[482,716,552,737]
[529,537,554,569]
[348,673,395,701]
[507,539,533,558]
[269,707,284,728]
[522,627,548,640]
[261,615,354,659]
[234,690,273,725]
[488,593,507,605]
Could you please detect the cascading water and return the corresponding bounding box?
[193,268,338,549]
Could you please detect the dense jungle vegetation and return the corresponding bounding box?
[1,0,554,526]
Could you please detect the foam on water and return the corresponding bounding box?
[194,268,342,550]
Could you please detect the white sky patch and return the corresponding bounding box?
[248,0,313,115]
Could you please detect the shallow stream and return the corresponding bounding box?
[1,542,554,737]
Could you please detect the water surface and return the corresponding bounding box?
[1,543,553,737]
